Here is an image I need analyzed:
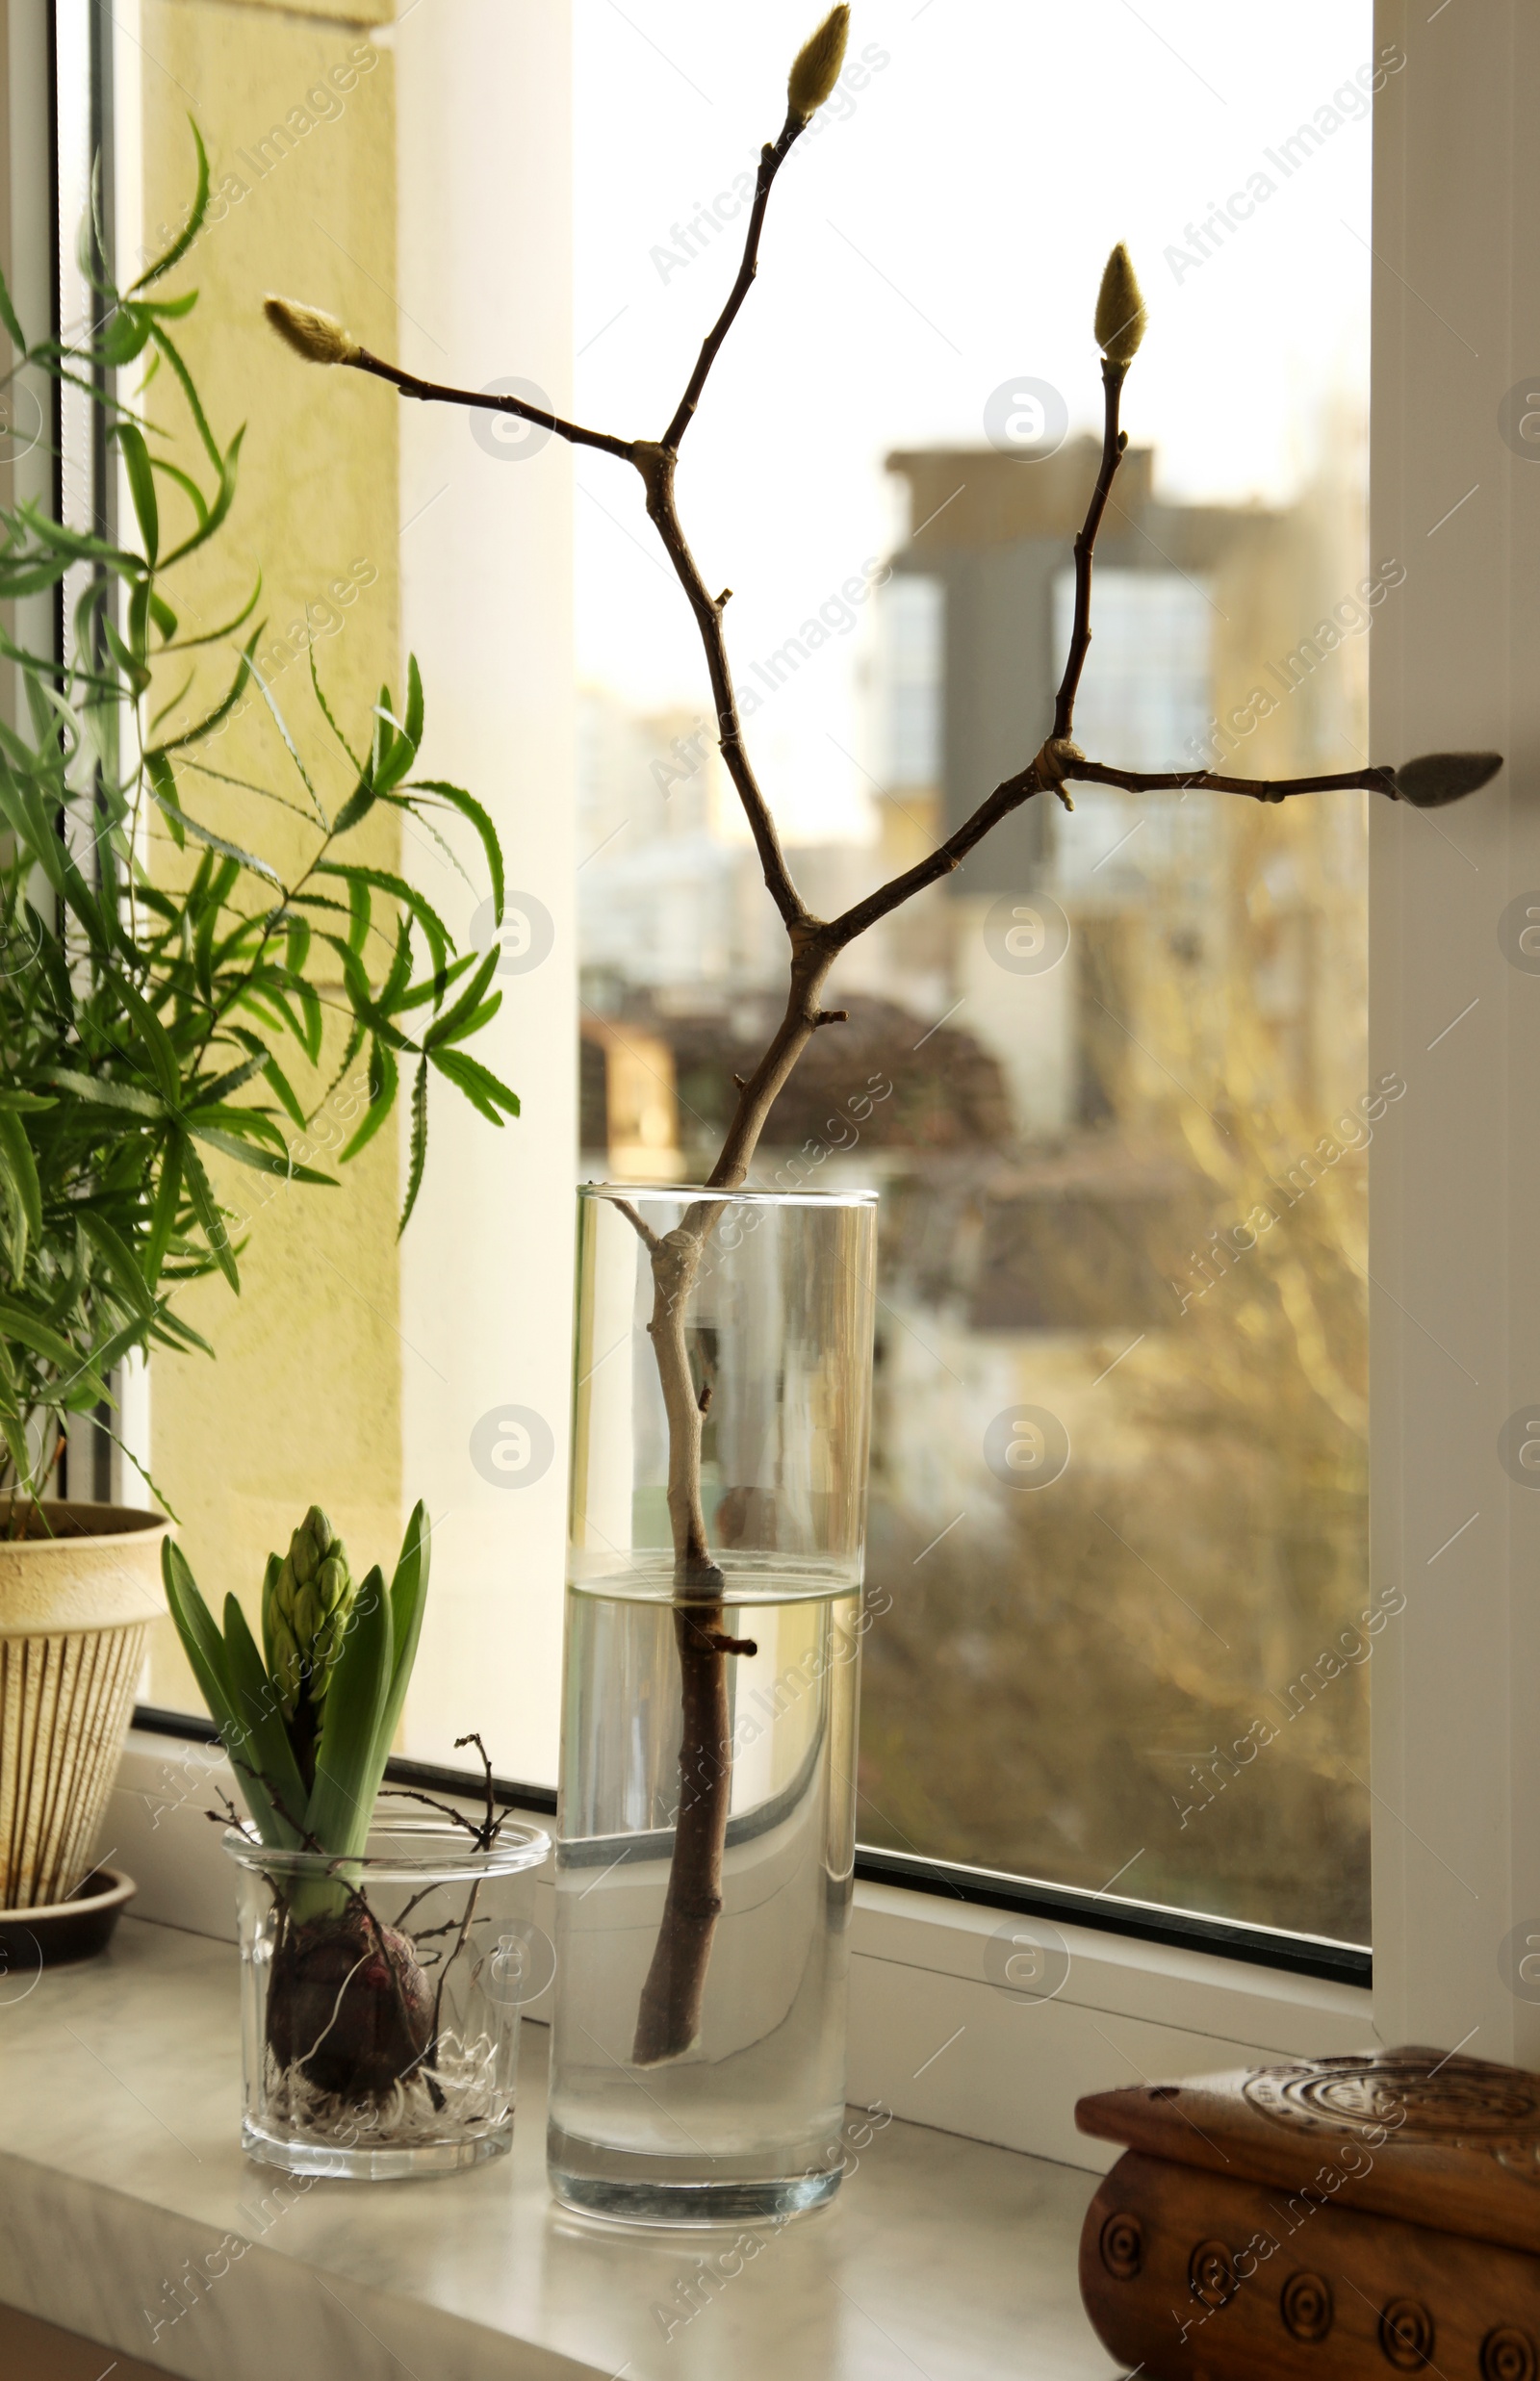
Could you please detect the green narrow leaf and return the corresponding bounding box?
[346,872,371,957]
[0,1109,42,1246]
[423,944,500,1049]
[261,1052,308,1132]
[0,1294,90,1375]
[408,780,505,926]
[0,1169,26,1281]
[99,305,152,368]
[221,1596,309,1841]
[161,568,260,651]
[148,456,209,537]
[141,287,199,320]
[427,1045,521,1124]
[145,750,184,848]
[193,1053,272,1108]
[181,1134,239,1291]
[129,119,211,292]
[145,1136,183,1288]
[385,1501,430,1706]
[392,950,479,1015]
[0,260,26,357]
[244,644,326,826]
[304,1565,393,1856]
[145,319,222,476]
[187,1123,334,1184]
[0,1416,35,1496]
[403,653,424,751]
[376,913,414,1015]
[308,645,364,774]
[324,934,415,1052]
[48,1067,164,1119]
[339,1037,398,1162]
[367,1502,431,1816]
[145,782,283,886]
[153,631,259,755]
[78,1210,155,1319]
[315,861,451,978]
[296,978,323,1066]
[163,1542,243,1745]
[399,1057,429,1236]
[116,421,159,563]
[432,995,499,1048]
[150,1304,216,1359]
[104,965,182,1105]
[127,579,153,673]
[81,1309,154,1387]
[331,777,377,836]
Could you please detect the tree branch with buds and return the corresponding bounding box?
[265,3,1502,2066]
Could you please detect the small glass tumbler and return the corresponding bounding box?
[225,1816,550,2180]
[551,1183,878,2223]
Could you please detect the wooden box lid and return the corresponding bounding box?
[1076,2047,1540,2258]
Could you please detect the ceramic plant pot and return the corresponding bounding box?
[0,1502,167,1909]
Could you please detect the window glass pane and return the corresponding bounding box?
[577,2,1377,1940]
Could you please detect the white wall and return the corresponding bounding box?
[395,0,576,1784]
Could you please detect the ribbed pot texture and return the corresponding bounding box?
[0,1503,168,1909]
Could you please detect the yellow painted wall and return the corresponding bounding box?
[136,0,405,1698]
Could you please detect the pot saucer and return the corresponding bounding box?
[0,1867,137,1983]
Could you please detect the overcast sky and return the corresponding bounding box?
[574,1,1375,839]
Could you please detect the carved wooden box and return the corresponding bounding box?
[1076,2048,1540,2378]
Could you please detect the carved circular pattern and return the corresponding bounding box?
[1189,2239,1237,2312]
[1098,2211,1142,2281]
[1483,2328,1539,2381]
[1380,2297,1436,2371]
[1245,2054,1540,2148]
[1281,2270,1334,2343]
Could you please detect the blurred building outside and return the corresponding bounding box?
[577,428,1377,1941]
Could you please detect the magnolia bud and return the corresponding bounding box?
[263,295,363,368]
[1094,244,1146,370]
[788,5,851,121]
[1393,750,1502,807]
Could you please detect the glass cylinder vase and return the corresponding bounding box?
[226,1815,549,2180]
[550,1183,878,2223]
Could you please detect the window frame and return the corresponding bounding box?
[45,0,1524,2152]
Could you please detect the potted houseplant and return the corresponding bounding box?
[166,1504,548,2178]
[270,7,1501,2220]
[0,141,517,1946]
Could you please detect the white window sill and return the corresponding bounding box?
[107,1729,1378,2175]
[7,1913,1112,2380]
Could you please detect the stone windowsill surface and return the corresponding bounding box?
[0,1917,1120,2380]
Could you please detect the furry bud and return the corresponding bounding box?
[1094,244,1146,369]
[788,6,851,120]
[1393,750,1502,807]
[263,295,363,368]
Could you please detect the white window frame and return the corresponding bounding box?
[71,0,1539,2163]
[1368,0,1540,2065]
